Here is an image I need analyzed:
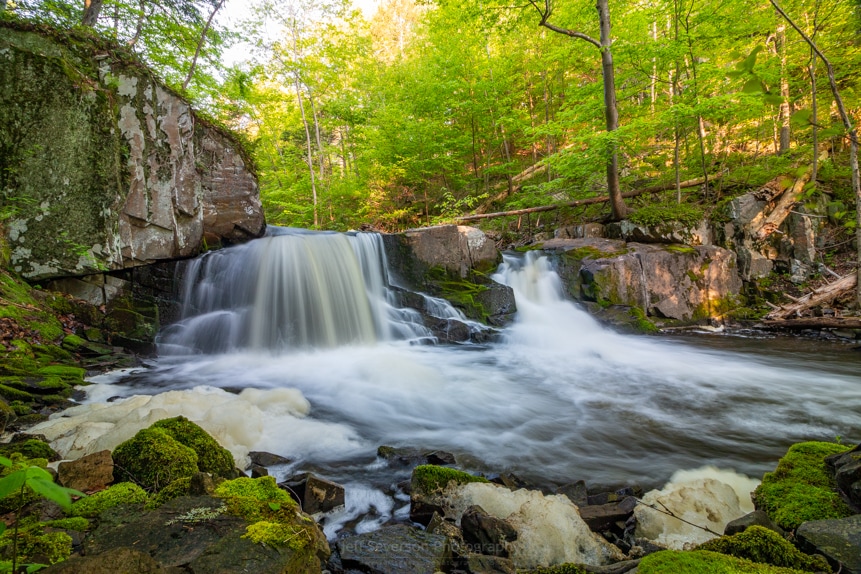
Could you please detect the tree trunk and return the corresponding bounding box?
[81,0,103,26]
[776,18,792,155]
[596,0,627,219]
[182,0,225,91]
[293,76,319,228]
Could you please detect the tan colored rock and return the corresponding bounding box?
[400,225,500,278]
[57,449,114,492]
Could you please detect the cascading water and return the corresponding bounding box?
[32,230,861,537]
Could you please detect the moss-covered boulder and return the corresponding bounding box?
[639,550,814,573]
[0,21,264,281]
[697,525,831,572]
[411,465,489,497]
[753,441,853,531]
[150,416,237,478]
[70,482,148,518]
[111,427,198,492]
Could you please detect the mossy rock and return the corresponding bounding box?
[214,476,298,523]
[35,365,85,383]
[146,476,192,509]
[523,565,589,574]
[697,526,831,572]
[70,482,148,518]
[410,465,489,496]
[112,427,199,492]
[639,550,813,573]
[0,529,72,565]
[753,441,852,531]
[0,438,59,461]
[150,416,236,479]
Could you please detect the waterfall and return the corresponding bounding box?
[159,228,430,354]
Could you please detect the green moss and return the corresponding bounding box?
[43,517,90,532]
[146,476,192,509]
[243,520,313,552]
[214,476,297,523]
[564,245,628,261]
[753,441,852,531]
[0,384,34,402]
[0,530,72,565]
[0,439,58,461]
[640,550,812,573]
[150,416,235,478]
[629,203,704,228]
[630,306,659,333]
[663,244,697,255]
[697,526,830,572]
[35,365,85,382]
[112,428,199,492]
[70,482,148,518]
[411,465,489,495]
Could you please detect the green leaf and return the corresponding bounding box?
[742,77,765,94]
[26,564,48,573]
[268,502,281,511]
[26,478,72,510]
[791,108,813,128]
[763,93,784,106]
[0,456,13,468]
[0,470,27,499]
[796,166,809,178]
[25,466,53,482]
[736,45,764,72]
[0,522,6,536]
[821,125,847,138]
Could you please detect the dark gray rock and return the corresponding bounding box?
[42,547,169,574]
[336,524,451,574]
[579,497,637,532]
[557,480,589,507]
[461,505,517,558]
[724,510,785,536]
[376,446,456,467]
[280,473,345,514]
[250,464,268,478]
[797,514,861,574]
[249,451,292,467]
[464,553,516,574]
[827,443,861,508]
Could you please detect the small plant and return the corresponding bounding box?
[0,455,84,572]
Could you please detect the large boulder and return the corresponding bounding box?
[387,225,500,279]
[797,515,861,574]
[335,524,451,574]
[0,22,264,281]
[546,238,743,323]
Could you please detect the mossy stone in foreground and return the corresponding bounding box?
[214,476,298,523]
[411,464,489,495]
[70,482,148,518]
[639,550,812,573]
[0,438,59,461]
[150,416,236,478]
[523,565,588,574]
[753,441,852,531]
[112,427,198,492]
[146,476,192,509]
[697,525,831,572]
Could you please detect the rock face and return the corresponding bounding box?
[797,514,861,574]
[0,23,264,281]
[389,225,500,279]
[545,237,743,323]
[335,524,451,574]
[606,219,712,246]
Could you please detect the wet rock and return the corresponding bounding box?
[796,514,861,574]
[428,512,466,555]
[606,219,712,246]
[280,473,345,514]
[391,225,500,279]
[724,510,785,536]
[188,472,218,496]
[42,547,169,573]
[463,553,517,574]
[555,223,606,239]
[489,473,532,491]
[461,505,517,557]
[826,443,861,508]
[57,450,113,492]
[556,480,589,506]
[250,464,268,478]
[579,497,637,532]
[336,524,451,574]
[377,446,456,467]
[249,451,292,467]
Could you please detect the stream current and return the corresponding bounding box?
[71,228,860,534]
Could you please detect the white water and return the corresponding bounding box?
[43,232,860,491]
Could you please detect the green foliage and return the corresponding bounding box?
[42,517,88,531]
[629,204,705,228]
[70,482,148,518]
[112,427,199,492]
[753,441,852,531]
[0,440,58,462]
[630,307,659,334]
[146,476,192,509]
[697,526,831,572]
[150,416,235,478]
[410,465,488,495]
[640,550,812,574]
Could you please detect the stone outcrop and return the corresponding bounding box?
[796,514,861,574]
[545,237,743,323]
[0,22,264,281]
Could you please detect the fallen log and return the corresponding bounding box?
[753,167,813,241]
[762,317,861,330]
[456,174,722,223]
[765,273,857,320]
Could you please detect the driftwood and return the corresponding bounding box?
[765,273,857,320]
[751,167,813,241]
[762,317,861,330]
[456,174,719,223]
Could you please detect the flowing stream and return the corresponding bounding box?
[64,229,860,533]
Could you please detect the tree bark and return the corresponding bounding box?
[182,0,225,91]
[776,18,792,155]
[765,273,856,320]
[81,0,103,26]
[769,0,861,306]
